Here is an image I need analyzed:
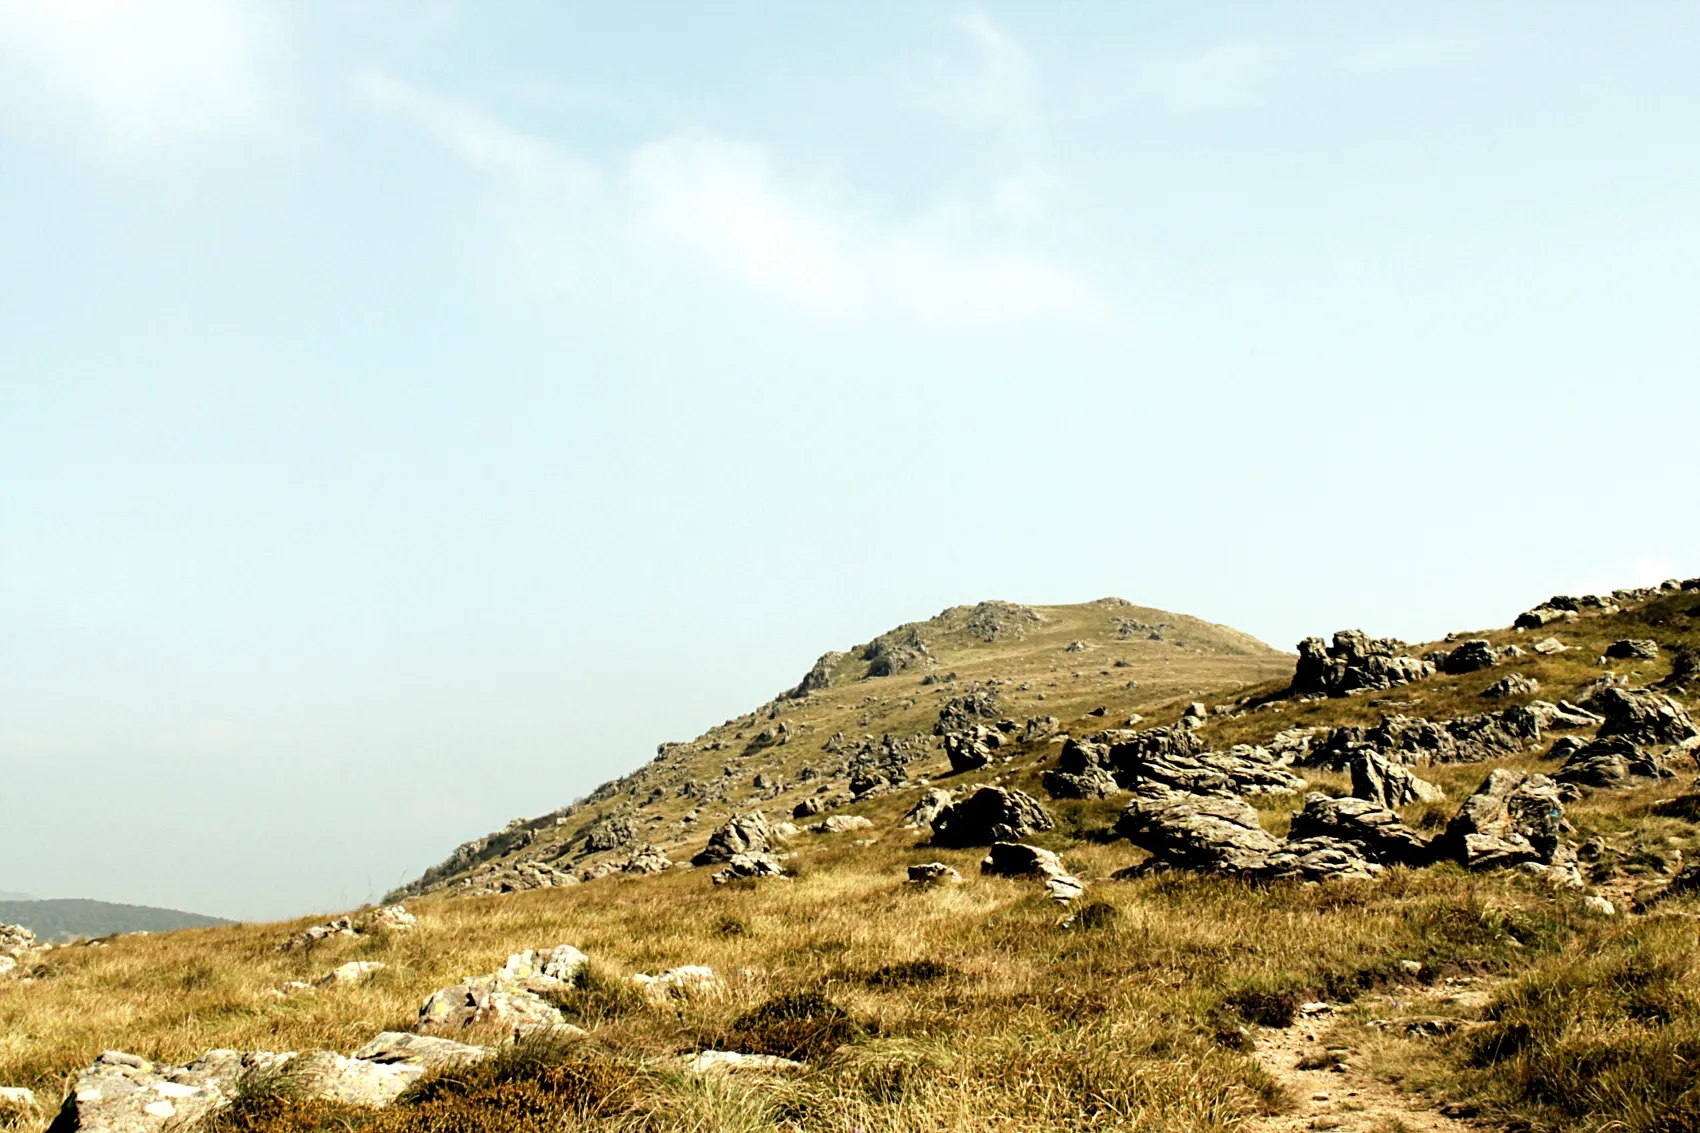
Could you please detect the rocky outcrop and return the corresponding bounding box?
[1115,792,1282,875]
[692,813,776,866]
[583,816,635,855]
[0,923,36,978]
[1589,688,1698,747]
[1304,708,1540,770]
[787,651,845,699]
[1349,752,1445,809]
[934,689,1003,735]
[902,788,954,830]
[418,945,590,1037]
[861,626,934,677]
[281,905,416,952]
[1286,793,1431,865]
[961,601,1045,642]
[622,844,672,874]
[1604,639,1660,661]
[1290,631,1435,698]
[1438,770,1569,872]
[1554,737,1674,788]
[1439,640,1498,675]
[1482,673,1540,699]
[930,787,1054,847]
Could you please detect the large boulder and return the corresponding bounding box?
[942,727,1002,773]
[1554,737,1674,788]
[1041,766,1121,799]
[1289,631,1435,698]
[1115,792,1281,875]
[1604,639,1660,661]
[1440,640,1499,675]
[691,812,775,866]
[980,842,1084,903]
[1350,752,1445,809]
[930,787,1054,848]
[1264,838,1385,883]
[622,844,673,875]
[934,689,1002,735]
[583,816,635,854]
[1096,724,1305,799]
[1438,770,1568,871]
[710,852,787,885]
[1590,688,1698,747]
[902,788,954,829]
[1286,792,1431,865]
[1305,708,1539,770]
[417,945,589,1036]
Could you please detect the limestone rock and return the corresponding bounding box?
[906,862,963,885]
[1264,838,1386,882]
[629,965,721,1001]
[1604,639,1660,661]
[1590,688,1698,747]
[1349,752,1445,809]
[1439,770,1568,870]
[1306,708,1540,770]
[710,852,787,885]
[680,1050,803,1073]
[1554,736,1673,788]
[902,788,954,829]
[788,651,845,699]
[1526,700,1604,730]
[1532,636,1568,655]
[1115,792,1282,875]
[1289,631,1435,698]
[1440,640,1498,675]
[692,812,775,866]
[1287,792,1431,865]
[930,787,1054,848]
[583,816,635,855]
[1041,766,1121,799]
[350,1032,488,1070]
[1482,673,1540,699]
[980,842,1084,904]
[417,945,589,1036]
[812,815,873,835]
[317,961,385,987]
[622,844,672,874]
[935,689,1003,735]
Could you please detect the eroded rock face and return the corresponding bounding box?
[1482,673,1541,699]
[787,651,845,699]
[1290,631,1435,698]
[930,787,1054,848]
[1286,793,1431,866]
[1305,709,1540,770]
[1440,640,1499,675]
[1439,770,1568,871]
[903,788,954,829]
[692,813,775,866]
[1114,792,1282,875]
[1590,688,1698,747]
[417,945,590,1037]
[1349,752,1445,809]
[1604,639,1660,661]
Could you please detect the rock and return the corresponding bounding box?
[1532,636,1568,655]
[1041,766,1121,799]
[1264,838,1385,882]
[1289,630,1436,698]
[1526,700,1604,730]
[583,816,635,854]
[629,965,721,1001]
[1582,895,1616,917]
[935,689,1003,735]
[1305,708,1540,770]
[1515,606,1577,630]
[1287,792,1432,865]
[350,1033,488,1070]
[1590,688,1698,746]
[942,728,997,773]
[417,945,589,1036]
[1661,645,1700,690]
[710,852,787,885]
[792,798,821,819]
[317,961,385,987]
[902,788,954,829]
[1115,792,1282,875]
[0,1087,35,1113]
[1482,673,1540,699]
[906,863,964,885]
[0,923,36,973]
[1349,752,1445,809]
[813,815,873,834]
[280,905,415,952]
[1064,639,1090,653]
[861,626,934,677]
[1114,740,1306,800]
[1547,735,1588,762]
[284,1051,423,1107]
[1269,728,1319,763]
[680,1050,804,1073]
[1022,716,1061,742]
[1439,770,1569,870]
[1555,737,1673,788]
[980,842,1084,904]
[788,651,845,699]
[930,787,1055,847]
[1183,702,1207,719]
[1605,639,1660,661]
[692,812,775,866]
[622,844,672,874]
[1440,640,1498,675]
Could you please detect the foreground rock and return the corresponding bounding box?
[1438,770,1571,874]
[710,852,787,885]
[1589,688,1698,747]
[1350,752,1445,809]
[930,787,1054,847]
[691,813,776,866]
[0,922,36,978]
[1286,793,1431,866]
[1290,631,1435,698]
[1554,737,1674,788]
[418,945,589,1036]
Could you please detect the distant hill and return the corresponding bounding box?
[0,898,232,941]
[0,890,34,901]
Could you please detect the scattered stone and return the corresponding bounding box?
[931,787,1055,847]
[1515,606,1578,630]
[1589,688,1698,747]
[813,815,874,835]
[417,945,590,1036]
[906,863,964,885]
[281,905,416,952]
[1115,792,1283,875]
[1482,673,1540,699]
[1555,737,1673,788]
[1439,770,1569,871]
[1532,637,1568,655]
[692,813,775,866]
[1304,708,1540,770]
[1605,639,1660,661]
[680,1050,804,1073]
[1064,639,1090,653]
[710,852,788,885]
[318,961,385,987]
[1289,630,1435,698]
[622,844,672,875]
[1349,752,1445,809]
[980,842,1084,903]
[629,965,721,1001]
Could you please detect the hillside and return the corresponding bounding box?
[390,598,1292,900]
[4,582,1700,1133]
[0,900,231,944]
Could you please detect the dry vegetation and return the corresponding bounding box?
[7,590,1700,1131]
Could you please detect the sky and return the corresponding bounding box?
[2,2,1697,921]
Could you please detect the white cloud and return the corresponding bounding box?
[908,9,1038,133]
[0,0,279,150]
[358,71,1098,328]
[1137,42,1289,112]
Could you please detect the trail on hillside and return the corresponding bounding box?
[1245,978,1499,1133]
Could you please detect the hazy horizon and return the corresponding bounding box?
[3,2,1697,921]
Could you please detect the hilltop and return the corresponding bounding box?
[390,598,1291,900]
[4,581,1700,1133]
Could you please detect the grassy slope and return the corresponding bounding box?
[4,591,1700,1132]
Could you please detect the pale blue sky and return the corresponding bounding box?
[2,2,1696,920]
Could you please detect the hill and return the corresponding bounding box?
[0,899,230,943]
[4,582,1700,1133]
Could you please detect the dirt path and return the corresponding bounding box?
[1244,981,1497,1133]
